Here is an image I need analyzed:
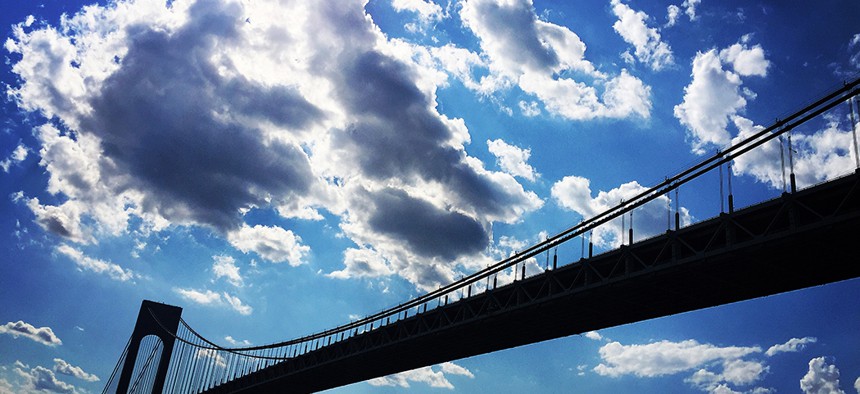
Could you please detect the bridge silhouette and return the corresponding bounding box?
[103,78,860,393]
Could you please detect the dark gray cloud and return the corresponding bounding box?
[331,50,537,222]
[0,320,62,346]
[84,0,322,230]
[367,188,488,260]
[463,0,558,72]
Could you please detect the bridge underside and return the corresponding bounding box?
[207,171,860,393]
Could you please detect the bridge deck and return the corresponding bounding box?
[205,170,860,393]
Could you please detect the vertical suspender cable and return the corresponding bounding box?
[666,183,671,231]
[621,199,625,246]
[629,210,633,244]
[719,155,725,213]
[674,188,680,230]
[727,158,734,213]
[779,135,787,193]
[850,97,859,169]
[788,131,796,192]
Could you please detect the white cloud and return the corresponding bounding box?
[392,0,444,33]
[674,50,745,153]
[675,37,770,154]
[26,198,93,245]
[683,0,702,21]
[800,357,845,394]
[765,337,817,357]
[584,331,603,341]
[222,293,253,316]
[551,176,691,248]
[327,247,394,280]
[0,377,15,394]
[595,338,775,393]
[731,116,857,191]
[427,44,487,91]
[367,362,473,389]
[610,0,674,71]
[664,0,701,27]
[666,5,681,27]
[720,40,770,77]
[227,224,309,266]
[0,321,62,346]
[52,359,98,382]
[174,288,252,315]
[0,144,28,172]
[688,367,769,394]
[487,139,538,181]
[195,349,228,369]
[211,255,243,287]
[594,339,761,378]
[459,0,651,120]
[175,288,222,305]
[720,359,767,386]
[56,244,137,282]
[850,33,860,69]
[854,376,859,393]
[6,0,546,292]
[518,100,541,117]
[224,336,251,346]
[12,362,78,394]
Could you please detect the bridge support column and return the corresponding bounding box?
[116,300,182,394]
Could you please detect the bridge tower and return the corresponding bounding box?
[115,300,182,394]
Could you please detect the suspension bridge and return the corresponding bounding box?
[103,78,860,393]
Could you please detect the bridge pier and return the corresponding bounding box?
[116,300,182,394]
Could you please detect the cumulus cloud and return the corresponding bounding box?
[686,359,770,393]
[854,376,859,393]
[52,359,98,382]
[327,247,394,280]
[211,255,242,287]
[25,198,93,245]
[674,50,745,153]
[610,0,674,71]
[487,139,538,181]
[594,340,761,378]
[367,362,473,389]
[459,0,651,120]
[731,116,857,190]
[584,331,603,341]
[7,0,543,291]
[12,361,78,394]
[551,175,691,248]
[674,36,770,154]
[0,377,15,394]
[594,339,774,393]
[518,100,541,116]
[392,0,444,34]
[682,0,701,21]
[224,336,251,346]
[765,337,817,357]
[195,349,228,368]
[174,288,252,315]
[850,33,860,69]
[666,5,681,27]
[719,38,770,77]
[800,357,845,394]
[665,0,699,27]
[56,244,137,282]
[0,321,62,346]
[226,224,309,266]
[0,144,29,172]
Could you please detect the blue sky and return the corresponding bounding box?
[1,0,859,393]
